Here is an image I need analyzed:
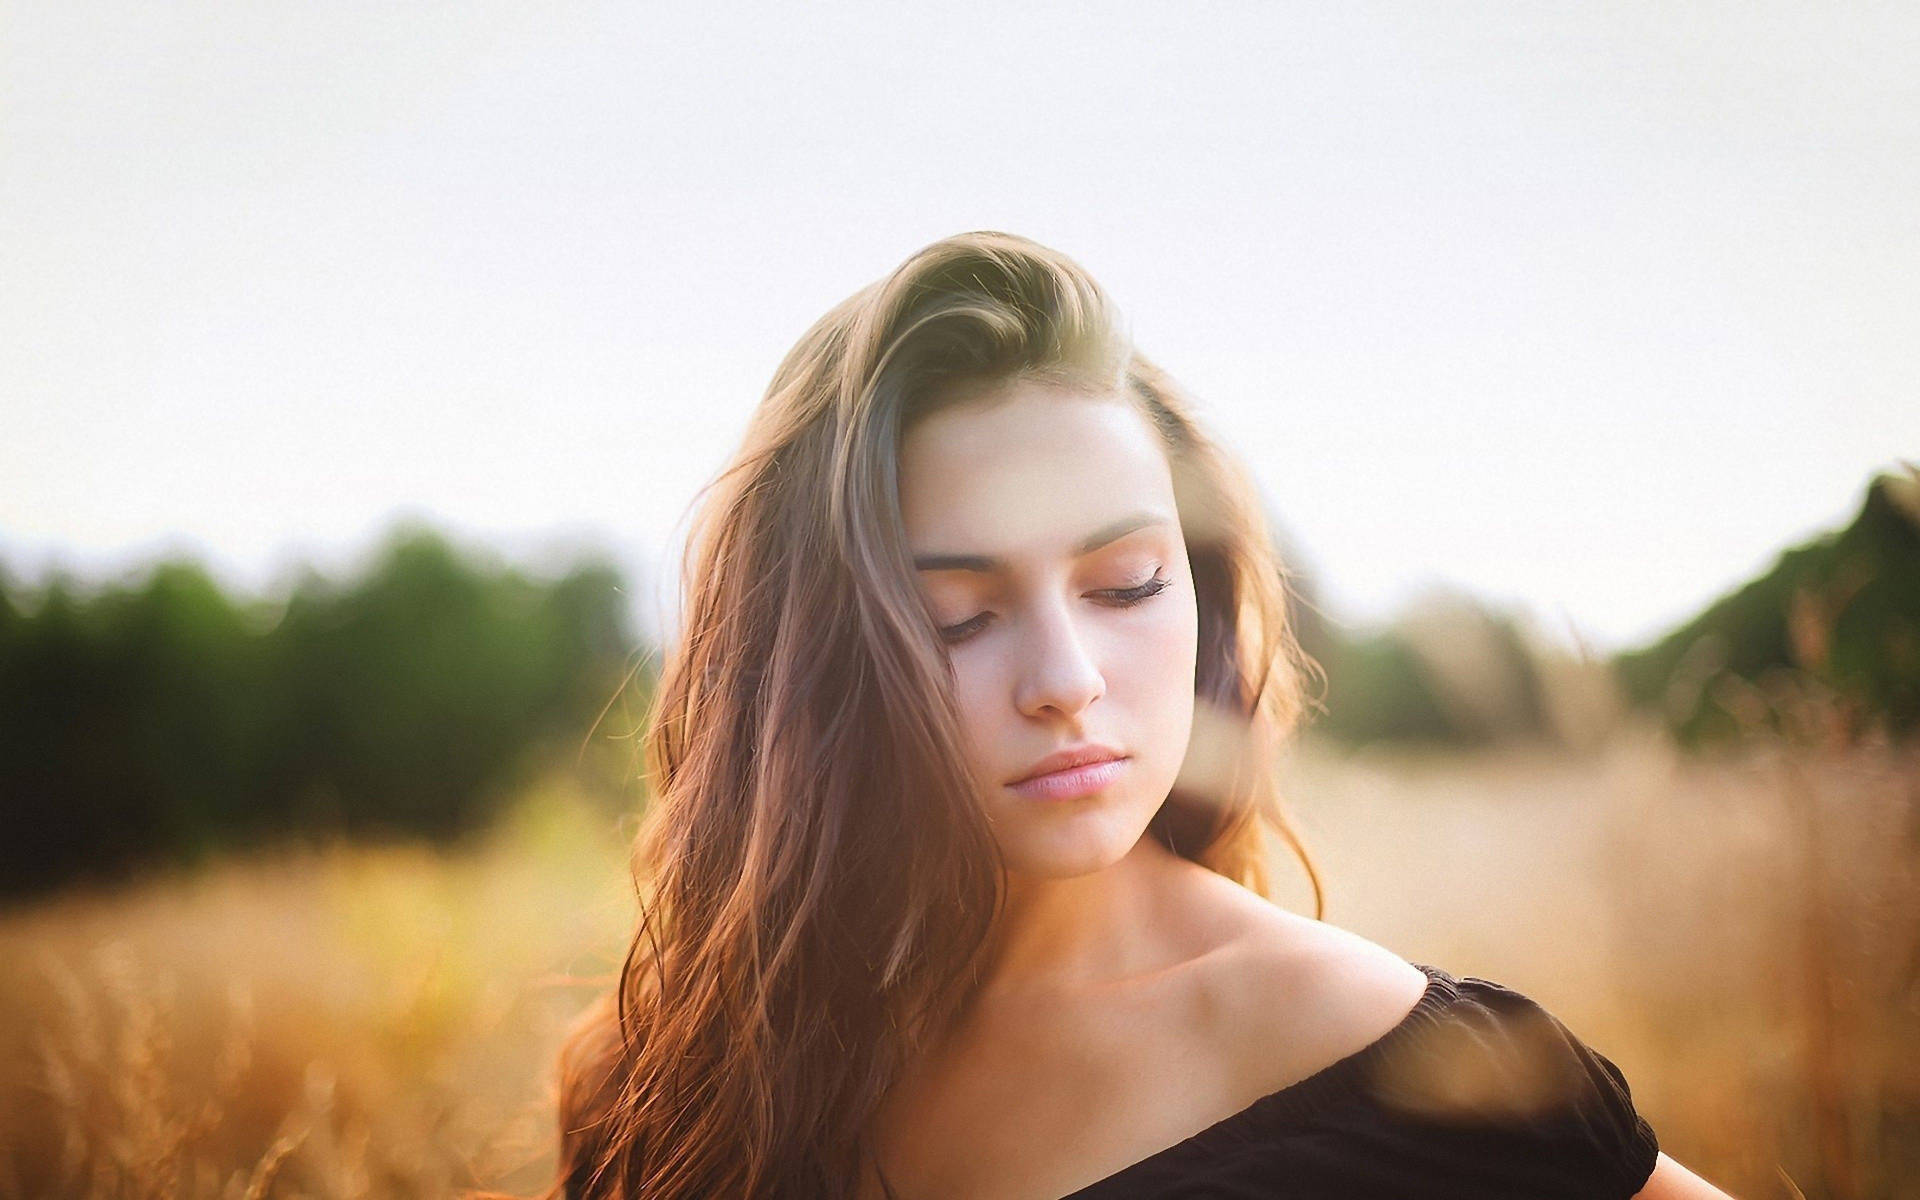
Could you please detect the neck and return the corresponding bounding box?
[972,832,1192,998]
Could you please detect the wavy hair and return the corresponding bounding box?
[550,231,1324,1198]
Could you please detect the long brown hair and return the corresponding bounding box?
[551,231,1324,1198]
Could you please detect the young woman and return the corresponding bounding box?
[552,232,1733,1198]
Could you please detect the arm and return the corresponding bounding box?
[1633,1152,1739,1199]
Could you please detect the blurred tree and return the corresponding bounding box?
[1615,467,1920,747]
[1305,600,1556,750]
[1277,515,1557,751]
[0,525,648,900]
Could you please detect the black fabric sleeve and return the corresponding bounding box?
[1370,973,1662,1197]
[1059,963,1665,1200]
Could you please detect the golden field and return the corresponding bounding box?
[2,723,1914,1199]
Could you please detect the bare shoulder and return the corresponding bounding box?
[1172,868,1431,1096]
[1631,1153,1738,1199]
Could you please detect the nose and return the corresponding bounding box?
[1012,598,1106,721]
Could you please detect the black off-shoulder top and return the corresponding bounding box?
[1059,962,1660,1199]
[880,962,1662,1199]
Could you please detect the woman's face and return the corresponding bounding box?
[897,378,1199,880]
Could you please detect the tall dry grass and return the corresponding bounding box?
[2,717,1914,1197]
[0,778,637,1198]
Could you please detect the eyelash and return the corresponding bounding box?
[937,572,1172,646]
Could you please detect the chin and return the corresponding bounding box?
[991,802,1154,880]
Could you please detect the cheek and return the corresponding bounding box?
[1121,585,1200,690]
[1123,593,1200,743]
[947,666,1003,771]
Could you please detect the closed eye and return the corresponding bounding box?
[937,572,1172,645]
[1101,573,1172,606]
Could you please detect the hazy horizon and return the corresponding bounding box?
[5,3,1914,651]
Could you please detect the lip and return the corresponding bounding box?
[1005,744,1129,800]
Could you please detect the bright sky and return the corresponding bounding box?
[4,2,1914,651]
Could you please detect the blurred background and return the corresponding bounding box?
[3,3,1917,1197]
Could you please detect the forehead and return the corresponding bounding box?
[896,379,1177,557]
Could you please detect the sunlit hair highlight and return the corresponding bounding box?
[551,231,1324,1199]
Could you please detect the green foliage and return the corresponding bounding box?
[1307,630,1459,745]
[1614,469,1920,746]
[0,526,648,900]
[1297,594,1557,750]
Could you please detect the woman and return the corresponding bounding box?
[552,232,1732,1198]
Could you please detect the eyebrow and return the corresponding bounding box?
[911,511,1173,573]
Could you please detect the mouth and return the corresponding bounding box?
[1006,754,1130,801]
